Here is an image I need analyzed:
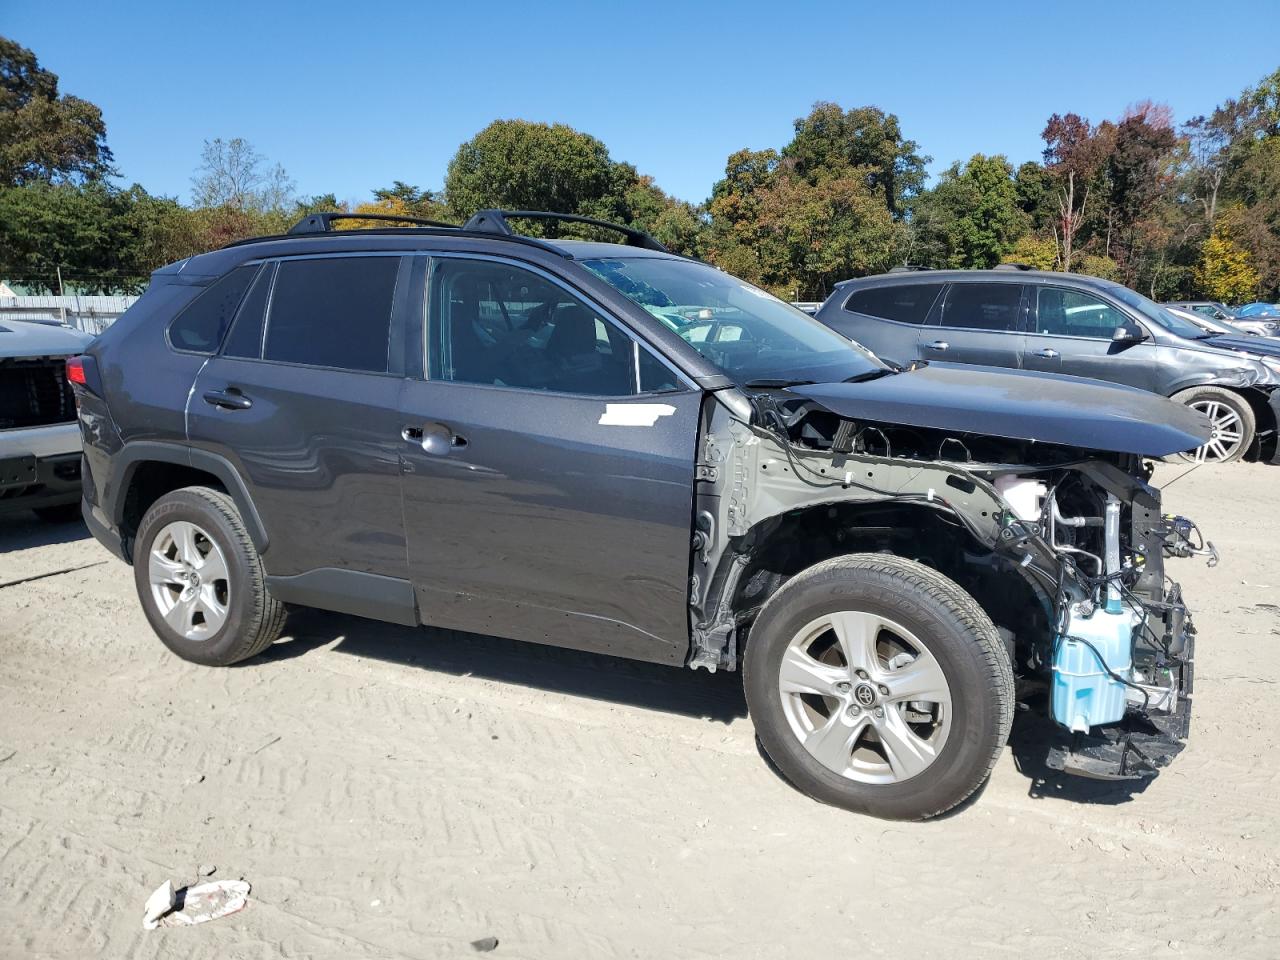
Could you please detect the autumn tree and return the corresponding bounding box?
[1041,113,1108,271]
[1195,225,1260,302]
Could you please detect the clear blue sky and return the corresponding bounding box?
[5,0,1279,207]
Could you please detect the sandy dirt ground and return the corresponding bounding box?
[0,461,1277,959]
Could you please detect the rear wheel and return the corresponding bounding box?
[1172,386,1255,463]
[743,555,1013,821]
[133,486,286,666]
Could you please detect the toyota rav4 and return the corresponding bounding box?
[74,211,1213,820]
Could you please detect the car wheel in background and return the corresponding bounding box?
[1172,386,1255,463]
[743,554,1013,821]
[133,486,286,666]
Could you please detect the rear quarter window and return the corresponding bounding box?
[168,265,259,353]
[843,283,943,325]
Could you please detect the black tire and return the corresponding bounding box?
[133,486,286,666]
[33,502,83,524]
[743,554,1013,821]
[1171,386,1255,463]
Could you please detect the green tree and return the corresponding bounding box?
[782,102,928,218]
[910,154,1027,268]
[0,36,113,186]
[444,120,615,220]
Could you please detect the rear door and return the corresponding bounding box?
[1022,284,1159,391]
[398,254,702,665]
[923,281,1026,369]
[825,282,945,365]
[186,253,412,583]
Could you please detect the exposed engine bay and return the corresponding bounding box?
[689,387,1214,781]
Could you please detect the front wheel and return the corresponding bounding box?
[1172,386,1255,463]
[743,555,1013,821]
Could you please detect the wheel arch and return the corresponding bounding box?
[722,499,1053,668]
[112,442,268,560]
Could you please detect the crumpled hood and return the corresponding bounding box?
[0,320,92,358]
[1203,333,1280,359]
[786,362,1211,457]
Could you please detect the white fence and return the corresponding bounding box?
[0,296,139,336]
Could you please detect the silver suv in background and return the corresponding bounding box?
[1166,301,1280,338]
[0,320,92,521]
[817,268,1280,464]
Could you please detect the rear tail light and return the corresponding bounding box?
[65,354,103,398]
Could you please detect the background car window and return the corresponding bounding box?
[936,283,1022,331]
[1035,288,1129,339]
[263,257,399,372]
[430,258,637,397]
[843,283,943,325]
[221,263,274,359]
[168,264,258,353]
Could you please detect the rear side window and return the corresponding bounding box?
[222,263,274,359]
[264,257,400,373]
[843,283,942,325]
[936,283,1022,331]
[168,265,258,353]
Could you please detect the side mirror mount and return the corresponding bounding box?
[1112,325,1148,344]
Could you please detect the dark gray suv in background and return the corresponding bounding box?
[818,268,1280,464]
[73,212,1211,820]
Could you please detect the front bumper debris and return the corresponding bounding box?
[1047,622,1195,781]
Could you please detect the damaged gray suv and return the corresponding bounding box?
[75,211,1213,820]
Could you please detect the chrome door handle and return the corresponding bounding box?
[1034,348,1060,359]
[926,340,949,351]
[402,423,467,456]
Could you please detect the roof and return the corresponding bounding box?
[836,268,1122,292]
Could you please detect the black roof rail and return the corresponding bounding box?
[288,212,460,234]
[994,262,1035,271]
[463,209,670,252]
[888,264,931,273]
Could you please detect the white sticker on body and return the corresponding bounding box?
[598,403,677,427]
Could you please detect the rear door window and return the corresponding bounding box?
[935,282,1023,332]
[843,283,943,325]
[1034,287,1129,339]
[221,263,274,359]
[168,264,259,353]
[263,256,400,373]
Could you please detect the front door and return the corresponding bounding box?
[1021,285,1159,392]
[922,282,1026,369]
[399,255,701,665]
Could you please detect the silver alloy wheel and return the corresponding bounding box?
[1189,399,1245,462]
[148,520,231,641]
[777,611,952,784]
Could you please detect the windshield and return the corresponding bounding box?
[581,257,885,385]
[1103,284,1210,340]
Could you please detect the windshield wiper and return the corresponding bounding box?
[744,378,818,389]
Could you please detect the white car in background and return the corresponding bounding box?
[0,320,92,522]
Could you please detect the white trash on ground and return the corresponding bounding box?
[142,878,251,930]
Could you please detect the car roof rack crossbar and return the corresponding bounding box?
[888,264,931,273]
[287,212,461,234]
[463,209,670,252]
[994,262,1035,271]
